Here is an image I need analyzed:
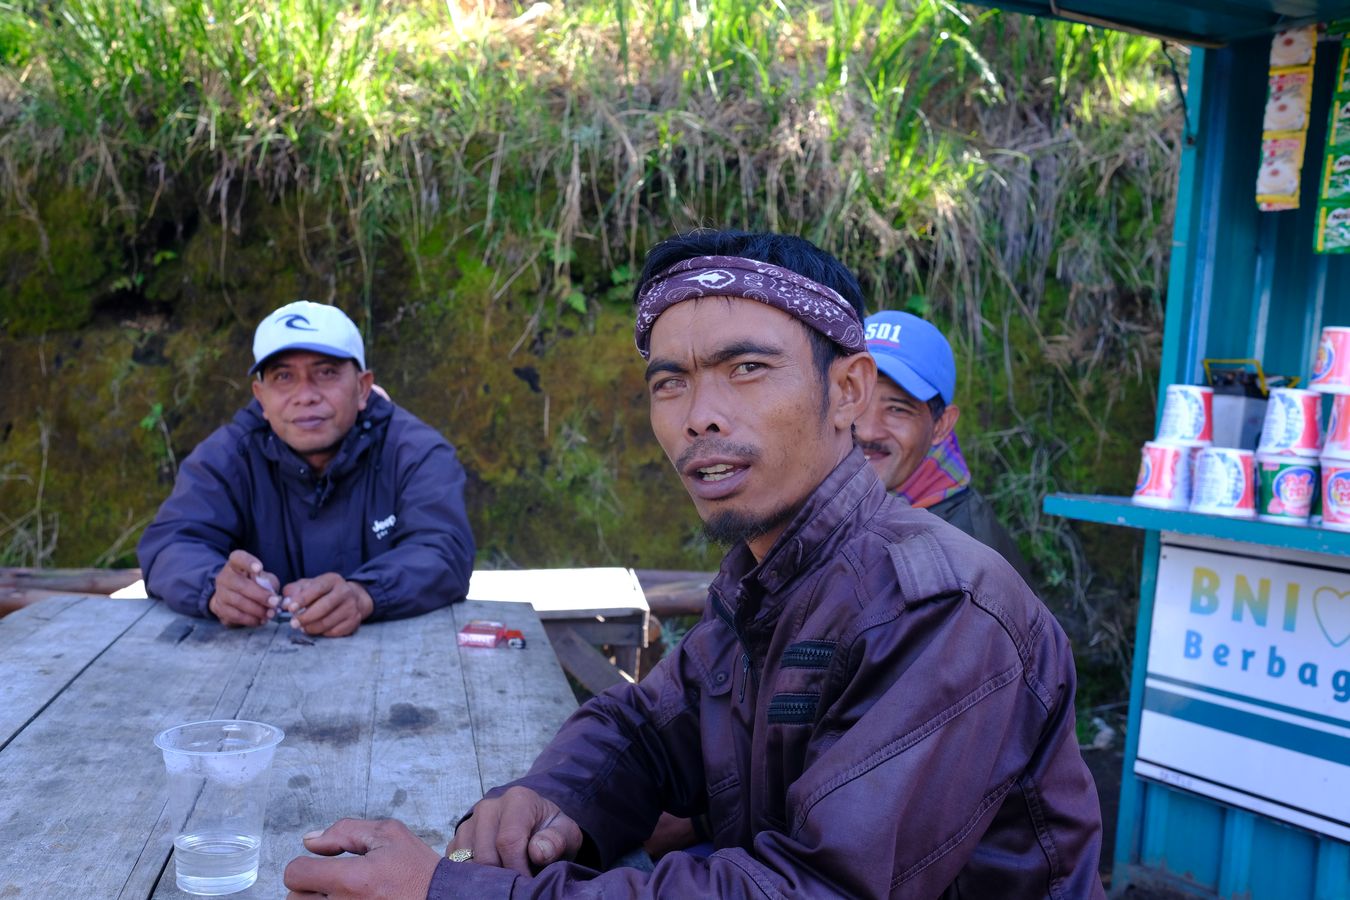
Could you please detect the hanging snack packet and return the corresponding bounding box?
[1264,71,1313,132]
[1257,25,1318,212]
[1317,204,1350,251]
[1330,96,1350,146]
[1270,27,1316,67]
[1259,136,1306,210]
[1323,149,1350,200]
[1317,43,1350,252]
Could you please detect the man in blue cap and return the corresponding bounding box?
[137,301,475,637]
[857,310,1031,583]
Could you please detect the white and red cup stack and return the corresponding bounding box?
[1191,447,1257,518]
[1311,325,1350,531]
[1254,387,1322,524]
[1133,384,1212,509]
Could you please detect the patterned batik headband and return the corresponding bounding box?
[633,255,866,359]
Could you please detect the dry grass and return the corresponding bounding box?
[1,0,1182,678]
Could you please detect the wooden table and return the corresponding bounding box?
[0,595,577,897]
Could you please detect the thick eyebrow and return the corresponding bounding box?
[701,340,786,368]
[644,357,687,382]
[879,390,923,407]
[263,355,352,378]
[644,340,786,382]
[874,391,928,410]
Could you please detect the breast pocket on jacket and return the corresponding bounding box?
[695,655,750,845]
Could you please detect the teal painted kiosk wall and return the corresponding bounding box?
[1046,38,1350,899]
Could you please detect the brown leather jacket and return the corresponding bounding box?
[434,450,1105,898]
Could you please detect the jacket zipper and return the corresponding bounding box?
[766,693,818,724]
[780,640,835,669]
[711,588,755,704]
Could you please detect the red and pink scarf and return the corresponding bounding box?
[894,432,971,509]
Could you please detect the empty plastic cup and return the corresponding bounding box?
[154,719,284,895]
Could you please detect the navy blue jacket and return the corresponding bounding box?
[136,393,474,621]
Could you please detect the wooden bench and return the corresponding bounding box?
[468,567,651,695]
[0,567,142,617]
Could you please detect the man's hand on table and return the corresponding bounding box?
[448,786,583,875]
[282,573,375,637]
[209,550,281,626]
[208,553,373,637]
[284,818,441,899]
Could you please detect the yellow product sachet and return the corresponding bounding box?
[1256,25,1318,212]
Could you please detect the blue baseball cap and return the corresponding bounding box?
[250,301,366,374]
[863,311,955,405]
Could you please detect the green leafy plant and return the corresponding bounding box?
[138,402,178,478]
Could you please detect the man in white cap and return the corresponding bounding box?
[137,301,475,637]
[856,310,1031,584]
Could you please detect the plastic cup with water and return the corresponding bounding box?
[154,719,285,896]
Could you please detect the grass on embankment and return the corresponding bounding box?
[1,0,1180,700]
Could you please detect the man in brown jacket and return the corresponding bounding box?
[285,231,1106,899]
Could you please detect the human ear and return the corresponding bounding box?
[932,404,960,445]
[830,352,876,431]
[357,369,375,410]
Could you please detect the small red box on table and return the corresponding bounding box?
[456,620,506,648]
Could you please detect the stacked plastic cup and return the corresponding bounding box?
[1321,394,1350,533]
[1255,456,1319,524]
[1191,447,1257,518]
[1308,326,1350,530]
[1156,384,1214,445]
[1133,384,1213,509]
[1309,326,1350,393]
[1255,387,1322,524]
[1133,441,1195,509]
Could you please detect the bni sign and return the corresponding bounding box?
[1138,537,1350,840]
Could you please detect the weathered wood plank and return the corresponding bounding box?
[543,622,633,696]
[0,595,154,747]
[453,601,577,793]
[0,601,277,899]
[561,617,646,647]
[0,566,142,593]
[638,578,711,617]
[363,608,484,848]
[0,586,112,618]
[632,569,714,588]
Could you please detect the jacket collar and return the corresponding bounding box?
[712,446,884,611]
[241,392,393,482]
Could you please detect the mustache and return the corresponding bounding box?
[854,438,889,454]
[675,438,761,471]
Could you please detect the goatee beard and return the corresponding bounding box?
[702,503,798,548]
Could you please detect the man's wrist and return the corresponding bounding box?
[427,855,519,898]
[349,580,376,620]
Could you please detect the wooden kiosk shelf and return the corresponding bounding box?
[1045,493,1350,556]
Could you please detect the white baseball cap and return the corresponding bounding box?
[250,301,366,374]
